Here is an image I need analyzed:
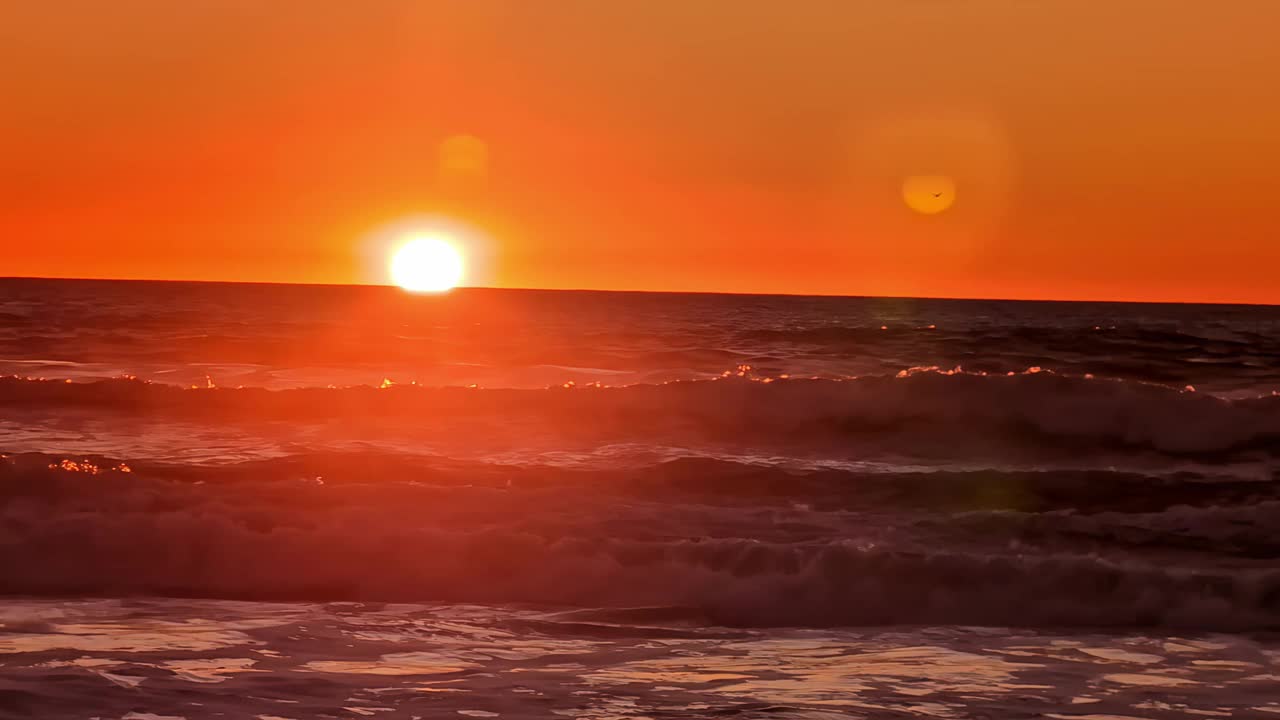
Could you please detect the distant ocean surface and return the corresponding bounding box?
[2,277,1279,719]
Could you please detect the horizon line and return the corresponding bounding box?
[2,274,1277,309]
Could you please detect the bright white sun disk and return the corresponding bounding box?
[390,236,465,292]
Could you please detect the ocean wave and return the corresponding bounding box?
[736,324,1280,391]
[1,453,1277,630]
[741,324,1268,348]
[2,371,1279,459]
[952,501,1280,559]
[1,504,1275,631]
[6,450,1273,513]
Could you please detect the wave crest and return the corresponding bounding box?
[3,372,1278,458]
[1,454,1277,630]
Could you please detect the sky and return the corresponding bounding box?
[3,1,1279,303]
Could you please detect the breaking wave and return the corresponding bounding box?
[2,371,1278,458]
[0,452,1277,631]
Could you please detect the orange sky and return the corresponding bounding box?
[3,1,1279,303]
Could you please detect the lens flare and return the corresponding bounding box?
[903,175,957,215]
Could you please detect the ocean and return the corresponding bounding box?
[1,277,1278,718]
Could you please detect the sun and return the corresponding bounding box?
[390,236,465,292]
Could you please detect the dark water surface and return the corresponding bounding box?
[1,278,1278,718]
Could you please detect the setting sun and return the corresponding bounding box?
[6,3,1280,717]
[389,236,465,292]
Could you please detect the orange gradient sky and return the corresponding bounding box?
[3,1,1279,303]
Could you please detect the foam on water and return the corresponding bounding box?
[3,280,1280,715]
[1,599,1277,719]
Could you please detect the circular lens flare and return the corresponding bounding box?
[390,236,465,292]
[902,175,957,215]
